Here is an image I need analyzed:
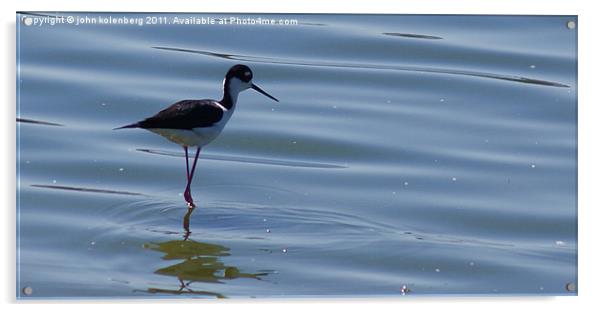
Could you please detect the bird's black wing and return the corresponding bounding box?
[134,100,225,130]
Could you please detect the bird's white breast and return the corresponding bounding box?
[149,101,235,147]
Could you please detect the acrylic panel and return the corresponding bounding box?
[16,13,577,299]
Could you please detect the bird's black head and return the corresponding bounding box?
[226,64,253,83]
[222,64,278,103]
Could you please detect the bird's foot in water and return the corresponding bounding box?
[184,189,195,208]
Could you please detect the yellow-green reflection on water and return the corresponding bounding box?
[143,208,267,298]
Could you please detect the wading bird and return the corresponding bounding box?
[115,64,279,207]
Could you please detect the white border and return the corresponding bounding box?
[3,0,600,311]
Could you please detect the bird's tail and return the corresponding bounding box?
[113,122,139,130]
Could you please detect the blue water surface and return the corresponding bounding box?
[16,13,577,298]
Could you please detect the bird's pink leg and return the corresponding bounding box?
[183,146,193,205]
[183,147,201,208]
[184,146,191,180]
[189,147,201,181]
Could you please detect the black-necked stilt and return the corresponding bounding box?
[115,64,279,207]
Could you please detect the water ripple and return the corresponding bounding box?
[136,148,346,169]
[30,184,143,196]
[152,46,570,88]
[382,32,443,40]
[17,118,64,127]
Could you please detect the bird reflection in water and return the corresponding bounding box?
[143,207,268,298]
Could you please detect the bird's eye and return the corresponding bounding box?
[244,72,251,77]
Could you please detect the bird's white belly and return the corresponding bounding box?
[147,111,232,147]
[148,126,224,147]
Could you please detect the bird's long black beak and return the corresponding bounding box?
[252,83,279,102]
